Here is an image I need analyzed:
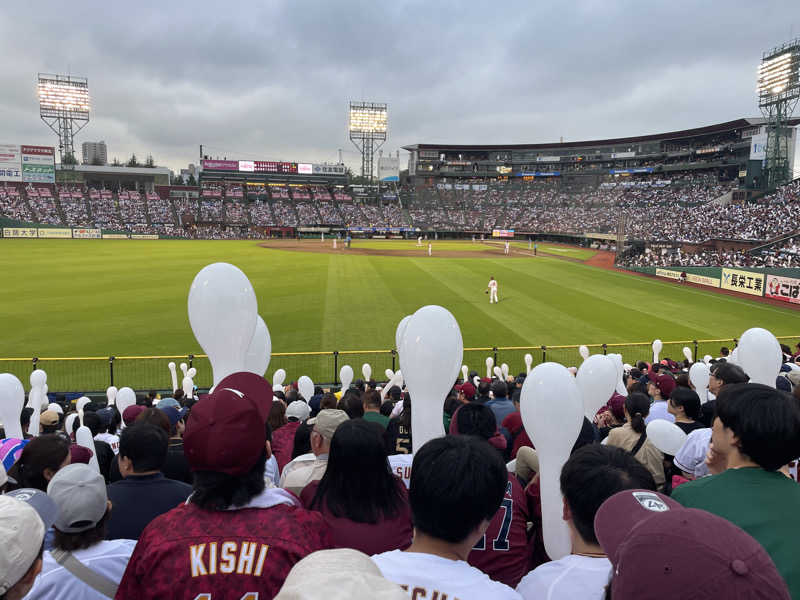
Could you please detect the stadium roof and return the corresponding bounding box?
[403,117,800,152]
[55,164,171,177]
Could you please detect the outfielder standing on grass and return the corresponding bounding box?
[487,276,498,304]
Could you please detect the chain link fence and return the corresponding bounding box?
[1,336,797,393]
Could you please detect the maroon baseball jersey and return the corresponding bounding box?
[271,420,301,472]
[116,496,332,599]
[467,472,532,588]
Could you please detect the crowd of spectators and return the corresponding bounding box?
[199,199,223,222]
[224,201,249,224]
[1,352,799,598]
[317,202,342,224]
[296,202,320,224]
[249,201,274,226]
[0,186,35,222]
[118,192,148,224]
[144,195,174,224]
[271,200,298,226]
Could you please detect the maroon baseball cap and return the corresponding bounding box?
[183,372,273,476]
[649,374,676,399]
[122,405,145,426]
[595,490,791,599]
[455,382,476,400]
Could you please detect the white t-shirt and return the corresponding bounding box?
[373,550,522,600]
[516,554,611,600]
[388,453,414,488]
[644,400,675,425]
[94,433,120,455]
[489,280,498,291]
[673,427,712,478]
[24,539,136,600]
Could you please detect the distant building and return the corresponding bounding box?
[82,141,108,165]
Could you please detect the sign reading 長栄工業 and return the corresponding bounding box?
[720,268,764,296]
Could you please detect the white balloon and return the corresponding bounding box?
[652,339,663,363]
[381,369,404,401]
[76,396,91,427]
[30,369,47,389]
[400,305,463,454]
[385,368,394,380]
[106,386,118,407]
[493,365,503,379]
[298,375,315,402]
[737,327,782,387]
[340,365,353,391]
[273,368,286,387]
[608,353,628,396]
[683,347,693,363]
[579,345,590,360]
[521,363,584,560]
[187,367,197,379]
[168,362,178,392]
[76,425,100,473]
[48,402,63,414]
[485,356,494,378]
[362,363,372,382]
[472,376,479,387]
[27,402,41,437]
[524,353,533,374]
[461,365,468,382]
[728,347,739,365]
[689,362,711,403]
[115,387,137,420]
[623,363,632,373]
[40,384,48,411]
[703,355,712,365]
[182,376,194,399]
[501,363,510,380]
[576,355,618,420]
[646,420,687,456]
[64,413,78,437]
[395,315,412,351]
[180,363,188,377]
[244,315,272,377]
[273,384,284,392]
[188,262,258,386]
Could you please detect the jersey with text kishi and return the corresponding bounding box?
[115,502,332,600]
[467,473,532,588]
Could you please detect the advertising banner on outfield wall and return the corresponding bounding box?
[721,268,764,296]
[72,228,101,239]
[492,229,515,238]
[687,273,720,288]
[656,268,681,280]
[21,145,55,183]
[131,234,159,240]
[766,275,800,304]
[0,144,22,181]
[3,227,37,238]
[37,228,72,239]
[102,233,130,239]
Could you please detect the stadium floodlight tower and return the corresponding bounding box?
[37,73,91,165]
[757,39,800,189]
[349,101,387,182]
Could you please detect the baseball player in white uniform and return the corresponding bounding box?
[487,276,498,303]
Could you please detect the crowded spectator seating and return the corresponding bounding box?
[145,193,175,224]
[200,199,223,222]
[270,185,290,200]
[271,200,298,226]
[311,185,333,201]
[0,185,35,222]
[249,201,274,226]
[225,184,244,200]
[118,190,148,225]
[224,201,249,225]
[26,186,63,225]
[291,186,312,201]
[296,202,321,224]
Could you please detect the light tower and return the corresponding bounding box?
[349,102,387,182]
[757,39,800,190]
[37,73,90,165]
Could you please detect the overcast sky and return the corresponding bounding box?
[1,1,798,175]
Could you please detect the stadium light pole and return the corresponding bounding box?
[38,73,91,166]
[756,39,800,190]
[349,102,387,183]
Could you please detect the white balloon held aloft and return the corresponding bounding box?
[188,262,258,387]
[524,353,533,374]
[30,369,47,390]
[395,315,412,351]
[340,365,354,391]
[646,420,688,456]
[608,353,628,397]
[385,368,394,380]
[362,363,372,382]
[703,354,712,365]
[485,356,494,378]
[461,365,469,382]
[728,347,739,365]
[64,413,78,438]
[576,355,618,421]
[298,376,314,402]
[493,365,503,379]
[180,363,188,377]
[472,376,479,387]
[244,315,272,377]
[76,425,101,473]
[652,339,663,363]
[380,370,403,401]
[115,387,137,421]
[187,367,197,379]
[501,363,509,380]
[689,362,711,403]
[40,384,48,411]
[76,396,91,427]
[273,368,286,387]
[47,402,63,415]
[400,305,463,455]
[521,362,585,559]
[579,345,590,360]
[683,347,693,363]
[106,386,118,407]
[737,327,782,387]
[168,362,178,392]
[182,376,194,399]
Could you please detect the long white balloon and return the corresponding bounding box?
[115,387,137,421]
[608,353,628,397]
[65,413,78,437]
[501,363,510,380]
[362,363,372,382]
[0,374,25,440]
[106,386,118,407]
[682,347,693,363]
[27,370,47,436]
[461,365,468,382]
[646,420,687,456]
[188,262,258,386]
[737,327,781,387]
[385,368,394,380]
[521,363,584,560]
[576,355,618,420]
[381,370,403,401]
[578,345,590,360]
[485,356,494,379]
[400,305,463,454]
[524,353,533,374]
[298,375,314,402]
[689,362,710,403]
[652,339,663,363]
[168,362,178,392]
[395,315,412,351]
[493,365,503,379]
[339,365,353,391]
[76,425,100,473]
[244,315,272,377]
[76,396,91,427]
[273,368,286,387]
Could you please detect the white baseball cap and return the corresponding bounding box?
[286,400,311,422]
[0,490,58,594]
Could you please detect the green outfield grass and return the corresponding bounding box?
[1,239,799,390]
[510,241,598,260]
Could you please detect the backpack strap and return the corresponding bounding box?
[630,431,648,456]
[50,548,119,599]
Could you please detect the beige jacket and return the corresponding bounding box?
[607,423,666,489]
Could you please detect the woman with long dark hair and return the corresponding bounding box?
[606,392,665,490]
[5,433,71,491]
[300,419,412,554]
